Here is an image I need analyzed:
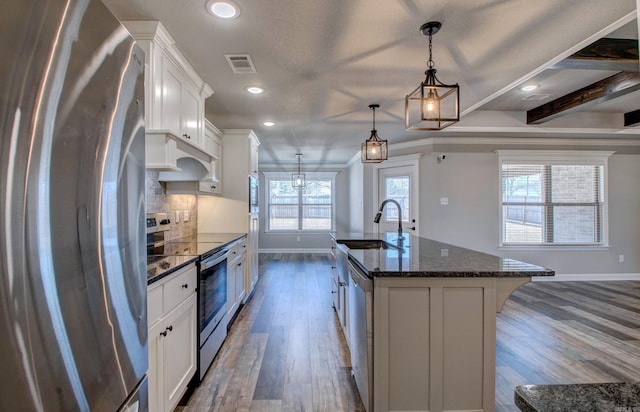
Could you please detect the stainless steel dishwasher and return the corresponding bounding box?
[348,259,373,411]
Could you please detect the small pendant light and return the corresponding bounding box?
[361,104,388,163]
[291,153,306,188]
[405,21,459,130]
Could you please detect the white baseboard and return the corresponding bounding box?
[533,273,640,282]
[259,248,331,254]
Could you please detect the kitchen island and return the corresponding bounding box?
[331,232,554,412]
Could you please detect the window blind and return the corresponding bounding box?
[501,163,604,245]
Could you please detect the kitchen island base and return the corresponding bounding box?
[373,276,529,412]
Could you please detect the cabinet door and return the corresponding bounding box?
[227,259,237,318]
[162,56,183,134]
[163,294,197,412]
[235,255,245,304]
[148,320,164,412]
[340,280,349,344]
[249,137,259,176]
[181,86,200,143]
[203,124,214,156]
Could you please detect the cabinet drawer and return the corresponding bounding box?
[164,264,197,313]
[228,238,246,259]
[148,284,163,326]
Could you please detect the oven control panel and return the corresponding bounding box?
[146,212,170,234]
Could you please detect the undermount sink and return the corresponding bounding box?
[339,240,400,250]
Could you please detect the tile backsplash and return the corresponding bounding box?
[145,170,197,240]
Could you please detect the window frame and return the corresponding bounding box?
[263,171,337,233]
[496,150,613,249]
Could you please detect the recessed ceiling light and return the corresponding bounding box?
[263,121,275,127]
[245,86,265,94]
[206,1,240,19]
[520,84,539,92]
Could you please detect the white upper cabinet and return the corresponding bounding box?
[161,56,184,135]
[122,21,216,175]
[221,129,260,193]
[180,84,201,143]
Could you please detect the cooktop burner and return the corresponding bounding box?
[146,254,197,280]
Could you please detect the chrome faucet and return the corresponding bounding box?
[374,199,403,238]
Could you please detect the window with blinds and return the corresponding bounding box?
[498,151,611,246]
[266,176,334,232]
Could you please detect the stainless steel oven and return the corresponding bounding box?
[198,248,228,381]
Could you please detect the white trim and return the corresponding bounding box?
[259,248,331,254]
[373,153,423,167]
[347,150,361,167]
[257,136,640,169]
[389,136,640,153]
[496,150,615,164]
[262,171,339,179]
[499,245,610,251]
[260,163,346,171]
[533,273,640,282]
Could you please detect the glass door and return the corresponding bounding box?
[377,165,418,235]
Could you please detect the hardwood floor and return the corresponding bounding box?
[179,254,640,412]
[495,280,640,411]
[178,253,363,412]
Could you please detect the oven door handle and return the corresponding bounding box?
[201,249,228,270]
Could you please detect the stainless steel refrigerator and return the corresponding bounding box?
[0,0,148,410]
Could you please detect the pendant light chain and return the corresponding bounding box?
[372,105,376,131]
[427,30,434,70]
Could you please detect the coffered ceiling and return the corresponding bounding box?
[102,0,640,167]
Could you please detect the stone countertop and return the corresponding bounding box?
[147,255,198,285]
[147,232,246,284]
[332,232,554,278]
[515,383,640,411]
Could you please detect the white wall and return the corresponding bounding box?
[198,196,248,233]
[348,160,364,233]
[399,150,640,275]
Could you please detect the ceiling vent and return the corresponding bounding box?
[522,94,551,101]
[224,54,256,74]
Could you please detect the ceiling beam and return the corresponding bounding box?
[624,109,640,127]
[549,38,638,72]
[527,71,640,124]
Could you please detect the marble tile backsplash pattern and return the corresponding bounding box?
[146,170,197,241]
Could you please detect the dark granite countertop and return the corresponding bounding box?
[515,383,640,411]
[147,232,246,284]
[147,255,198,285]
[332,232,554,278]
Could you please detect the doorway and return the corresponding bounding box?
[372,155,420,235]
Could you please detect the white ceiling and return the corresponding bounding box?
[102,0,640,167]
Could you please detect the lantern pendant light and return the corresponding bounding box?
[291,153,306,188]
[405,21,459,130]
[361,104,388,163]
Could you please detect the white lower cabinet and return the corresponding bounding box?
[372,277,530,412]
[148,264,198,412]
[226,238,247,322]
